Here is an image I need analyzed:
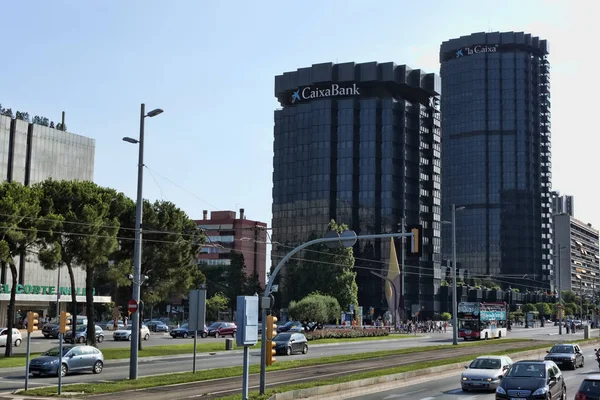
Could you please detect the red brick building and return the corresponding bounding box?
[196,209,267,288]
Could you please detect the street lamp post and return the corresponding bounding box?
[123,103,163,380]
[443,204,465,346]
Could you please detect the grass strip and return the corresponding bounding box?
[21,338,532,396]
[0,334,419,369]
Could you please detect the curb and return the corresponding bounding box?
[268,339,600,400]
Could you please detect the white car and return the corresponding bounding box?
[0,328,22,347]
[461,355,513,392]
[112,324,150,341]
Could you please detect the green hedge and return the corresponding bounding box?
[305,329,389,341]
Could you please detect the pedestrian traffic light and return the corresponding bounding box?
[59,312,72,334]
[266,315,277,366]
[27,312,39,333]
[407,225,423,257]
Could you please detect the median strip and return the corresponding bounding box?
[19,338,532,397]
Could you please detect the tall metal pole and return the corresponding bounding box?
[452,204,458,345]
[55,266,61,320]
[242,345,250,400]
[581,278,583,321]
[129,103,145,380]
[558,246,562,335]
[401,218,405,322]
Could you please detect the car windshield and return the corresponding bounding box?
[76,325,86,332]
[179,324,188,329]
[506,363,546,378]
[123,325,133,331]
[42,347,71,357]
[550,345,574,354]
[208,322,222,329]
[580,380,600,396]
[274,333,292,341]
[469,358,501,370]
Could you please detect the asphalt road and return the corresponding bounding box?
[350,347,600,400]
[0,325,592,395]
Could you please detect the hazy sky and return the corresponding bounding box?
[1,1,598,235]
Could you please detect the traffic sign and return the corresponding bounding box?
[557,304,562,309]
[128,299,139,314]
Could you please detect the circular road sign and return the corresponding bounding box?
[127,299,138,314]
[340,230,358,247]
[324,230,340,249]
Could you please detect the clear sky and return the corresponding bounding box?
[1,0,598,235]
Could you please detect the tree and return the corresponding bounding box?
[440,312,452,321]
[282,220,358,310]
[225,252,247,311]
[206,292,229,321]
[521,303,536,313]
[535,302,551,319]
[288,293,340,329]
[0,182,44,356]
[15,111,30,122]
[244,267,263,295]
[562,290,577,304]
[37,180,128,345]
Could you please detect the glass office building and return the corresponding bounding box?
[440,32,552,287]
[272,62,442,316]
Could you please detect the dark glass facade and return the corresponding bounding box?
[272,62,442,316]
[440,32,552,287]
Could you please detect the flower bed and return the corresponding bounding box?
[304,328,389,341]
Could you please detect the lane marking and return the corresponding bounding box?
[383,388,427,399]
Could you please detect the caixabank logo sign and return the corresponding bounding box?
[455,44,499,58]
[291,83,360,104]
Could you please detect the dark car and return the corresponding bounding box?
[273,332,308,356]
[276,321,303,333]
[146,321,169,333]
[42,323,60,339]
[170,323,207,339]
[495,360,566,400]
[207,322,236,338]
[544,343,584,370]
[64,325,104,344]
[28,345,104,377]
[575,374,600,400]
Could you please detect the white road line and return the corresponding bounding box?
[419,397,436,400]
[383,389,427,399]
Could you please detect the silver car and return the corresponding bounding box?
[461,355,513,392]
[28,345,104,377]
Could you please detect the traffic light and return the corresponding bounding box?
[265,315,278,366]
[27,312,39,333]
[407,224,423,257]
[59,312,72,334]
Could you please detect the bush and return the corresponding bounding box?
[440,312,452,321]
[304,328,389,341]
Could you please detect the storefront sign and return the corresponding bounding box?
[0,284,96,296]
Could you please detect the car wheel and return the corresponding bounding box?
[144,333,150,341]
[59,364,67,377]
[485,332,489,340]
[43,334,49,338]
[183,332,188,339]
[302,344,308,354]
[561,386,566,400]
[93,360,103,374]
[286,346,292,356]
[215,332,220,338]
[127,335,131,341]
[97,335,104,343]
[581,358,585,367]
[573,361,577,370]
[201,332,207,339]
[78,336,85,344]
[14,339,21,347]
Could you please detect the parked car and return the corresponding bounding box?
[170,323,206,338]
[495,360,566,400]
[461,356,512,392]
[272,332,308,356]
[0,328,22,347]
[42,323,60,339]
[146,320,169,332]
[28,345,104,377]
[64,325,104,344]
[575,374,600,400]
[113,324,150,341]
[206,322,236,338]
[544,343,584,369]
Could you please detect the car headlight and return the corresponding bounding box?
[496,386,506,394]
[43,360,54,365]
[532,387,548,396]
[486,377,493,382]
[461,376,467,381]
